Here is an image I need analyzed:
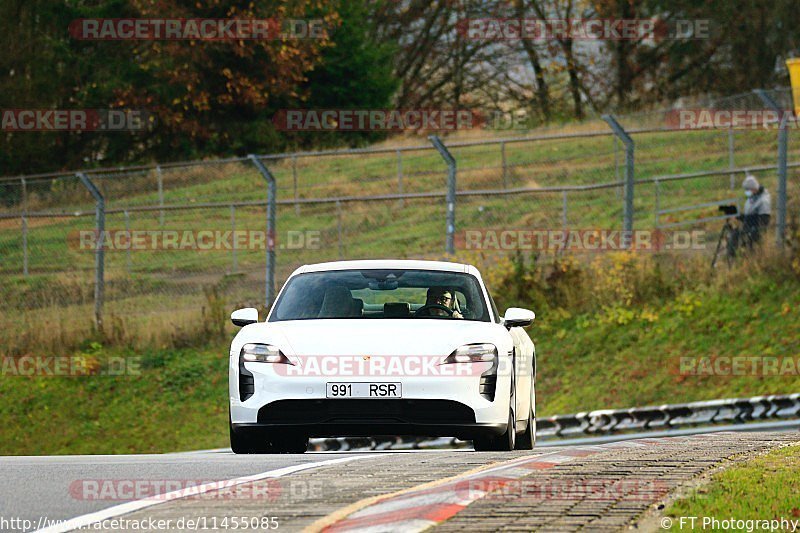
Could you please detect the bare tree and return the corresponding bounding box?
[514,0,552,121]
[521,0,588,119]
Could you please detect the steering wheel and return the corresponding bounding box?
[414,304,454,317]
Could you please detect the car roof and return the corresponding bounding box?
[292,259,478,276]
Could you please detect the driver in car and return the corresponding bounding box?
[423,287,463,318]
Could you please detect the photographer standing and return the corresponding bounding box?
[728,174,771,258]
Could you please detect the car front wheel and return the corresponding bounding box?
[230,424,271,454]
[473,409,516,452]
[230,425,308,454]
[270,434,309,454]
[229,409,308,454]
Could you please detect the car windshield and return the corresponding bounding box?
[269,269,490,322]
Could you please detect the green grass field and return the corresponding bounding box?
[534,267,800,415]
[664,444,800,530]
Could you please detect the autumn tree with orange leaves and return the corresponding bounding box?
[118,0,339,158]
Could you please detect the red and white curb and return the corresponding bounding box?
[319,437,696,533]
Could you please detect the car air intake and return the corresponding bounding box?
[239,356,255,401]
[479,350,508,401]
[479,373,497,401]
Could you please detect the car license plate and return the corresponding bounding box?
[326,382,402,398]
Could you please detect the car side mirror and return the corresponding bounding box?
[231,308,259,327]
[503,307,535,328]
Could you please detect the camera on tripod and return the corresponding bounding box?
[718,204,738,216]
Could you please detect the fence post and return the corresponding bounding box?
[501,141,508,188]
[248,155,277,308]
[124,210,132,274]
[603,115,634,243]
[336,199,344,259]
[156,165,165,227]
[21,214,28,276]
[755,89,788,248]
[654,179,661,227]
[728,127,736,190]
[428,135,457,254]
[77,172,105,331]
[292,155,299,215]
[230,204,237,274]
[396,149,404,207]
[21,177,28,276]
[561,190,568,231]
[613,136,621,198]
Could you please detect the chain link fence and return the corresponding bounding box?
[0,88,796,354]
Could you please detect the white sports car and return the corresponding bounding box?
[228,259,536,453]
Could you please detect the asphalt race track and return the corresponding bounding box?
[1,431,798,532]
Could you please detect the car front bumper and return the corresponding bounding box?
[229,358,511,439]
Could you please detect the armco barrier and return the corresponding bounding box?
[307,393,800,451]
[538,393,800,437]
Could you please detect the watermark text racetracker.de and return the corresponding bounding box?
[679,356,800,376]
[277,107,699,132]
[69,18,327,40]
[273,108,629,132]
[1,109,152,132]
[1,356,141,377]
[457,229,706,252]
[458,18,710,41]
[664,109,799,130]
[69,230,321,251]
[68,477,322,502]
[272,355,524,378]
[456,478,671,502]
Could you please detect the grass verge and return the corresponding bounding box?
[664,444,800,529]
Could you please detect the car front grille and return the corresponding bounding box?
[257,399,476,425]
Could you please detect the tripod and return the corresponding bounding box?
[711,217,737,268]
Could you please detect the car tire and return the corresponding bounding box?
[230,424,271,454]
[514,404,535,450]
[230,425,308,454]
[268,435,309,454]
[473,409,516,452]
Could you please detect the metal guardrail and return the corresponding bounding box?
[538,393,800,438]
[307,393,800,451]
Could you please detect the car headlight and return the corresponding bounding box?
[442,343,497,364]
[240,343,294,365]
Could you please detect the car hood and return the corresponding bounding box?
[234,319,505,357]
